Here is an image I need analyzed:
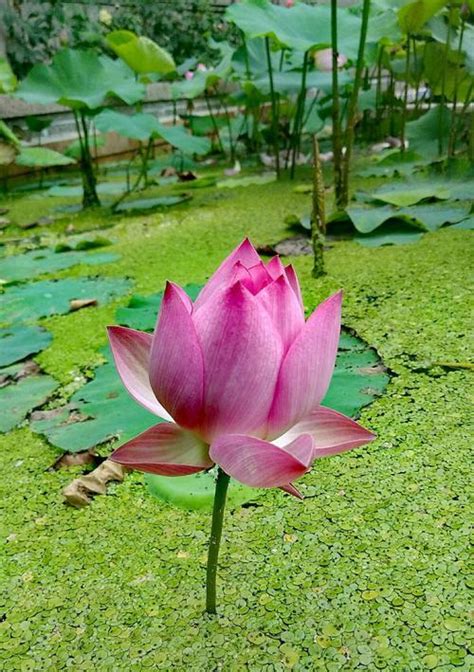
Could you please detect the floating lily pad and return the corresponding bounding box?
[372,185,450,207]
[48,182,128,197]
[0,248,119,283]
[354,223,424,247]
[29,350,159,452]
[2,277,131,323]
[114,195,191,213]
[0,373,58,432]
[0,325,52,366]
[346,203,470,234]
[216,174,276,189]
[451,216,474,230]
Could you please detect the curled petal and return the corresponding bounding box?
[149,282,204,429]
[194,239,260,310]
[210,433,314,488]
[193,282,283,441]
[111,422,213,476]
[257,274,305,351]
[246,262,272,294]
[107,326,173,421]
[284,264,304,309]
[280,483,304,499]
[267,291,342,438]
[274,406,376,457]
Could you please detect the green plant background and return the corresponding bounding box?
[0,175,472,670]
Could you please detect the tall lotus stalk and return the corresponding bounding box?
[330,0,343,207]
[106,240,375,613]
[73,111,100,208]
[290,50,309,179]
[339,0,371,209]
[311,134,326,278]
[448,9,467,158]
[400,36,411,153]
[265,36,281,177]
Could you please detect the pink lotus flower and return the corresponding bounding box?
[184,70,194,80]
[108,239,375,496]
[285,0,295,7]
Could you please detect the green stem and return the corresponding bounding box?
[339,0,371,210]
[290,50,309,179]
[75,111,100,208]
[439,4,453,157]
[311,134,326,278]
[205,92,225,154]
[330,0,343,206]
[206,468,230,615]
[448,17,465,158]
[400,36,411,152]
[265,36,280,178]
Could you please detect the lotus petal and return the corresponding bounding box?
[267,291,342,437]
[194,281,283,441]
[149,282,204,429]
[284,263,304,309]
[194,238,260,309]
[107,326,173,421]
[267,255,286,279]
[257,274,304,351]
[111,422,212,475]
[274,406,376,456]
[210,433,314,488]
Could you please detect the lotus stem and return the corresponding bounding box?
[330,0,343,207]
[311,134,326,278]
[206,468,230,614]
[339,0,371,210]
[439,4,454,157]
[75,111,100,209]
[265,36,280,178]
[400,36,411,153]
[205,92,225,155]
[448,16,466,158]
[290,50,309,179]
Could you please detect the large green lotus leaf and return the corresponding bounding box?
[2,277,132,324]
[423,42,474,103]
[0,325,52,366]
[153,121,211,155]
[226,0,361,59]
[0,57,17,94]
[354,223,424,247]
[106,31,175,75]
[95,109,157,142]
[367,6,402,45]
[372,184,450,207]
[114,195,191,213]
[347,202,470,233]
[252,70,353,96]
[16,147,76,168]
[16,48,145,110]
[398,0,446,33]
[406,106,451,160]
[0,374,58,433]
[0,249,119,284]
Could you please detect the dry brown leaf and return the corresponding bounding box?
[63,459,127,508]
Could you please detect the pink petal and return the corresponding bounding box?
[107,326,173,421]
[267,291,342,438]
[194,239,260,310]
[274,406,376,457]
[266,255,285,279]
[280,482,304,499]
[246,261,272,293]
[210,433,314,488]
[111,422,213,476]
[149,282,204,430]
[256,274,305,352]
[284,264,304,309]
[193,281,283,441]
